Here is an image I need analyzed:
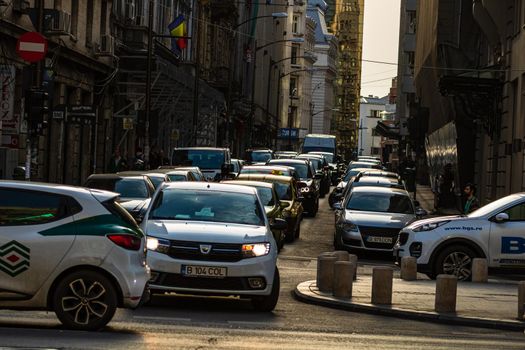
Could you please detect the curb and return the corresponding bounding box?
[294,281,525,332]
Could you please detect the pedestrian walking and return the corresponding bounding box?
[463,183,480,214]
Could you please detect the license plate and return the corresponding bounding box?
[367,236,393,244]
[182,265,227,278]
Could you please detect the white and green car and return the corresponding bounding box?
[0,181,150,330]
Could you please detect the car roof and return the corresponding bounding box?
[243,165,294,170]
[173,147,228,151]
[297,154,324,159]
[222,180,274,189]
[356,176,399,184]
[351,186,409,195]
[166,170,190,175]
[161,181,257,194]
[268,159,308,165]
[237,174,293,183]
[360,170,398,177]
[246,148,272,152]
[86,174,145,180]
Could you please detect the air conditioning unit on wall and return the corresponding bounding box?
[45,10,72,35]
[97,34,115,56]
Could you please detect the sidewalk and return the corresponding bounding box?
[411,184,461,216]
[295,276,525,331]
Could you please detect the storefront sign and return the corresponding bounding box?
[0,66,17,135]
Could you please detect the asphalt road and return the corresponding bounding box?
[0,194,523,349]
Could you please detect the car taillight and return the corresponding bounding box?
[107,234,142,251]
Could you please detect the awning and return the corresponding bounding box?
[375,121,400,140]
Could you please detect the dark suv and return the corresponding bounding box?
[267,159,321,217]
[296,154,331,197]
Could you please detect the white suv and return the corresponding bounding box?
[142,182,285,311]
[0,181,150,330]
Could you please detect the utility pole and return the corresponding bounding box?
[144,0,154,167]
[192,2,201,146]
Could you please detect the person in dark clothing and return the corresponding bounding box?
[108,148,128,173]
[463,183,480,214]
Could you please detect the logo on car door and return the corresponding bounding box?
[0,241,30,277]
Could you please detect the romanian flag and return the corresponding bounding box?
[168,15,187,53]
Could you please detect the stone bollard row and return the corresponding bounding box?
[317,254,338,293]
[316,251,357,297]
[333,261,354,298]
[518,281,525,321]
[471,258,488,283]
[400,256,417,281]
[435,274,457,313]
[371,267,393,305]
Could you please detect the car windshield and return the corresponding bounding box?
[86,178,149,198]
[241,168,289,176]
[346,192,414,214]
[467,194,523,218]
[272,162,309,178]
[352,181,401,189]
[274,182,293,200]
[168,174,187,181]
[348,163,374,170]
[312,153,334,163]
[256,187,274,207]
[172,149,225,170]
[300,158,321,170]
[150,189,265,226]
[250,152,272,162]
[344,169,362,181]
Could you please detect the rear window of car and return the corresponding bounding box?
[346,192,413,214]
[168,174,187,181]
[256,187,274,207]
[149,189,265,226]
[102,199,139,228]
[85,178,149,198]
[274,182,293,200]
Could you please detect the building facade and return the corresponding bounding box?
[308,0,337,135]
[358,95,387,158]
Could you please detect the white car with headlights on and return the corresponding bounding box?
[394,193,525,280]
[142,182,286,311]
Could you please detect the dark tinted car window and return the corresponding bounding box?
[274,183,293,200]
[346,192,414,214]
[271,162,309,179]
[85,178,149,198]
[0,189,69,226]
[102,199,139,228]
[256,187,274,206]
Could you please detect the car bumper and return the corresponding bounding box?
[147,251,277,296]
[336,227,397,253]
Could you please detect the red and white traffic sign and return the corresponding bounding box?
[16,32,48,63]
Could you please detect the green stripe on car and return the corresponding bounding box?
[38,215,144,237]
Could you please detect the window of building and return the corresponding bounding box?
[407,11,416,34]
[86,0,94,45]
[292,14,300,34]
[289,77,298,97]
[291,44,299,65]
[100,0,107,35]
[71,0,78,37]
[370,110,381,118]
[515,0,523,35]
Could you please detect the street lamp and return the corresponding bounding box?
[225,12,289,150]
[312,108,340,117]
[248,37,305,147]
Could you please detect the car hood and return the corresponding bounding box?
[345,210,415,228]
[143,220,269,243]
[119,198,151,213]
[404,215,463,230]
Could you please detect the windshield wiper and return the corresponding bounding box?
[150,216,181,220]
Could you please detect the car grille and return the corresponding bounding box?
[342,238,362,247]
[359,225,402,250]
[398,232,409,246]
[168,240,243,262]
[153,272,263,291]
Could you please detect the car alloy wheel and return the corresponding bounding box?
[53,270,117,330]
[442,252,472,280]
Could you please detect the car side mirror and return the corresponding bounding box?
[333,202,343,211]
[314,173,323,180]
[279,201,289,209]
[494,212,509,223]
[270,218,288,231]
[415,208,427,217]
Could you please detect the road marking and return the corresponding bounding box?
[133,315,192,322]
[227,320,285,327]
[278,255,316,261]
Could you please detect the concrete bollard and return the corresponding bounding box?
[316,252,335,287]
[349,254,358,281]
[471,258,488,283]
[400,256,417,281]
[435,274,457,313]
[333,250,350,261]
[371,267,393,305]
[518,281,525,320]
[317,255,338,293]
[333,261,354,298]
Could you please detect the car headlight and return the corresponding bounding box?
[146,237,170,253]
[300,187,310,193]
[242,243,270,258]
[413,221,449,232]
[338,221,359,232]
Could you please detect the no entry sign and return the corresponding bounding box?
[16,32,48,63]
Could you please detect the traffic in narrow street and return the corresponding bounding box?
[0,195,523,349]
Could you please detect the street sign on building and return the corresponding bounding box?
[123,118,134,130]
[277,128,299,139]
[68,105,96,124]
[16,32,48,63]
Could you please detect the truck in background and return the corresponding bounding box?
[171,147,233,181]
[302,134,337,156]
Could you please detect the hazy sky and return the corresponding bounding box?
[360,0,401,99]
